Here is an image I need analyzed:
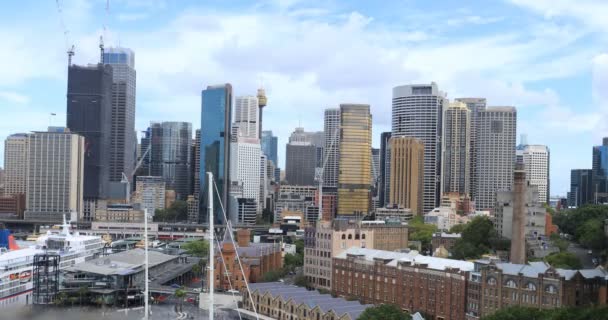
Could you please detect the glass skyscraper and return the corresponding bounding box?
[261,130,278,166]
[200,84,232,224]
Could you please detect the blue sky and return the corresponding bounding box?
[1,0,607,196]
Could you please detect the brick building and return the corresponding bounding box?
[0,193,25,219]
[431,232,461,255]
[304,219,408,291]
[466,260,608,319]
[213,229,282,291]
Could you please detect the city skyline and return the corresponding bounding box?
[1,1,608,196]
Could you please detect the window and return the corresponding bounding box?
[526,282,537,291]
[545,285,557,294]
[341,234,346,240]
[505,279,517,288]
[348,234,352,240]
[487,277,497,286]
[362,234,366,240]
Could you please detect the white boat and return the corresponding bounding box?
[0,216,104,308]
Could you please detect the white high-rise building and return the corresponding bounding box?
[392,83,447,213]
[229,140,262,216]
[234,96,259,139]
[475,107,517,210]
[134,176,166,215]
[441,101,471,196]
[517,145,550,203]
[3,133,28,196]
[24,129,84,221]
[322,108,341,188]
[455,98,486,199]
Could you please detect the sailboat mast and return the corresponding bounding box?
[207,172,214,320]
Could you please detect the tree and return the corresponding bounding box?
[550,233,569,252]
[78,286,89,306]
[295,239,304,255]
[408,216,438,252]
[261,270,284,282]
[284,253,303,271]
[449,223,467,234]
[294,274,309,287]
[153,200,189,222]
[545,252,582,269]
[451,216,506,260]
[182,240,209,257]
[481,306,546,320]
[175,288,186,312]
[576,218,605,250]
[358,304,411,320]
[481,306,608,320]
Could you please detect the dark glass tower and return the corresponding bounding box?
[261,130,278,166]
[379,131,392,207]
[66,63,113,201]
[200,84,232,224]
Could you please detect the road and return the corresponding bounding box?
[567,242,598,269]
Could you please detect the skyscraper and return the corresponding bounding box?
[230,138,262,216]
[379,132,392,207]
[592,138,608,202]
[392,83,446,213]
[3,133,28,196]
[337,104,372,216]
[518,144,550,203]
[371,148,380,186]
[389,137,424,215]
[455,98,486,200]
[475,107,517,210]
[234,96,259,139]
[200,84,232,224]
[285,141,317,186]
[143,122,192,200]
[66,63,113,204]
[133,176,165,215]
[24,129,84,222]
[103,48,137,197]
[322,108,341,189]
[568,169,593,208]
[261,130,278,166]
[441,101,470,196]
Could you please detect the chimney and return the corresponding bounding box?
[237,229,251,247]
[510,163,527,264]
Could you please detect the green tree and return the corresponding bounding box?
[481,306,546,320]
[153,200,189,222]
[576,218,605,250]
[449,223,467,234]
[358,304,411,320]
[284,253,303,271]
[451,216,506,259]
[294,274,309,287]
[550,233,569,252]
[175,287,186,312]
[544,252,582,269]
[78,286,89,306]
[261,270,284,282]
[408,216,438,252]
[481,306,608,320]
[182,240,209,257]
[295,239,304,255]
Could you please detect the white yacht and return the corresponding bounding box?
[0,216,104,308]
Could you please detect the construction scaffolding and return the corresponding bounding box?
[32,254,61,305]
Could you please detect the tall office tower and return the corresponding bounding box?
[234,96,259,139]
[289,127,324,146]
[371,148,380,186]
[568,169,593,208]
[441,101,471,196]
[257,88,267,139]
[230,139,262,216]
[285,140,317,186]
[260,154,269,213]
[518,144,550,203]
[103,48,137,197]
[592,138,608,202]
[200,84,232,224]
[392,83,446,213]
[510,164,526,264]
[323,108,341,188]
[337,104,372,216]
[193,129,201,197]
[134,176,165,215]
[379,132,392,207]
[389,137,424,215]
[24,129,84,222]
[261,130,278,165]
[455,98,486,200]
[143,122,192,200]
[475,107,517,210]
[3,133,28,196]
[66,63,113,209]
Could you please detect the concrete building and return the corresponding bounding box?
[213,229,282,292]
[3,133,28,196]
[510,164,527,264]
[230,139,262,216]
[234,95,259,139]
[303,219,408,290]
[455,98,487,203]
[568,169,593,208]
[495,181,546,241]
[236,197,258,225]
[392,83,446,214]
[431,232,461,255]
[285,141,317,186]
[333,247,473,320]
[24,130,84,221]
[389,136,424,215]
[274,185,317,222]
[338,104,372,216]
[442,101,471,196]
[323,108,341,189]
[474,107,517,210]
[375,205,413,222]
[94,202,144,222]
[518,144,550,203]
[66,63,112,206]
[466,260,608,319]
[261,130,278,166]
[133,176,165,215]
[0,193,26,219]
[102,48,137,199]
[424,207,471,231]
[379,132,392,207]
[200,84,232,224]
[242,282,373,320]
[188,129,201,222]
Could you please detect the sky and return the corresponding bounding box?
[0,0,607,196]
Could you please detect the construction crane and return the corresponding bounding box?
[55,0,75,66]
[121,143,151,203]
[316,126,340,221]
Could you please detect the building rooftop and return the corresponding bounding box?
[248,282,373,319]
[491,261,608,280]
[338,247,474,272]
[433,232,462,239]
[67,248,176,276]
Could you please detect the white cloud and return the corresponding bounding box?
[0,91,29,104]
[508,0,608,30]
[446,15,504,27]
[117,12,149,22]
